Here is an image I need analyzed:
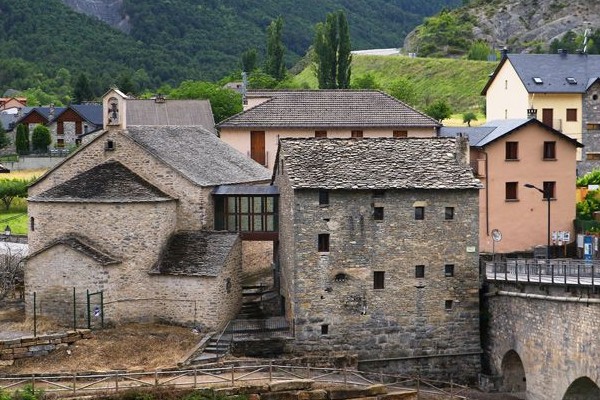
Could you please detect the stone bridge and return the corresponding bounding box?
[482,260,600,399]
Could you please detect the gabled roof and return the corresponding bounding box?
[15,106,66,125]
[150,231,238,277]
[439,118,584,148]
[126,99,216,134]
[275,137,481,190]
[218,90,440,129]
[26,235,120,266]
[124,126,271,186]
[482,53,600,95]
[54,104,103,126]
[30,160,175,202]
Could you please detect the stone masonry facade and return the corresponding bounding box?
[275,182,481,382]
[580,80,600,175]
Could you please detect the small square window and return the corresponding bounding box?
[315,130,327,138]
[533,77,543,84]
[543,141,556,159]
[415,265,425,278]
[321,324,329,335]
[445,264,455,277]
[566,109,577,122]
[445,300,453,310]
[415,206,425,220]
[505,142,518,160]
[393,130,407,138]
[445,207,454,220]
[318,234,330,252]
[373,207,384,221]
[543,181,556,199]
[319,190,329,206]
[374,271,385,289]
[506,182,518,201]
[351,130,363,138]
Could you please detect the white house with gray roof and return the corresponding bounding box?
[272,137,482,383]
[218,90,440,170]
[25,89,271,328]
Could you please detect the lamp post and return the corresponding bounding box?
[524,183,551,262]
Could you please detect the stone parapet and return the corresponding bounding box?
[0,330,91,365]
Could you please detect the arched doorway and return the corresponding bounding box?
[500,350,526,394]
[563,377,600,400]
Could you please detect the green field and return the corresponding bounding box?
[0,170,46,236]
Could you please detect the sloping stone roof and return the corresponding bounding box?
[26,235,120,266]
[482,53,600,95]
[440,119,583,148]
[126,99,217,134]
[218,90,440,128]
[276,137,482,190]
[124,126,271,186]
[151,231,238,277]
[30,160,174,202]
[70,104,103,126]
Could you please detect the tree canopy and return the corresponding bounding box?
[265,17,287,81]
[313,10,352,89]
[31,125,52,153]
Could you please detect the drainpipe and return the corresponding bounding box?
[481,150,490,236]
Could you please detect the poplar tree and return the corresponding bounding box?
[265,17,286,81]
[15,124,29,155]
[313,10,352,89]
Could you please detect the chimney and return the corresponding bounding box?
[558,48,568,56]
[527,108,538,119]
[500,47,508,59]
[455,133,470,165]
[49,103,55,119]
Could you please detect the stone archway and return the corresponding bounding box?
[500,350,526,394]
[563,377,600,400]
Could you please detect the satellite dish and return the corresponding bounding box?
[492,229,502,242]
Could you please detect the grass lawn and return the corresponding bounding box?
[0,171,46,236]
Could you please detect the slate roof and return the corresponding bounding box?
[26,235,120,266]
[18,106,66,122]
[439,119,583,148]
[151,231,238,277]
[30,160,174,202]
[126,99,216,134]
[124,126,271,186]
[218,90,440,129]
[276,137,481,190]
[66,104,103,126]
[482,53,600,95]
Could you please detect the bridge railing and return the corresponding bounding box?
[485,258,600,287]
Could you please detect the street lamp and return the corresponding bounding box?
[524,183,551,261]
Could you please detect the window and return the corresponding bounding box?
[318,234,330,252]
[543,181,556,199]
[587,123,600,130]
[56,138,65,148]
[57,121,64,135]
[566,77,577,85]
[75,121,83,135]
[445,207,454,220]
[504,80,508,89]
[533,77,543,84]
[445,300,454,310]
[393,130,408,138]
[373,207,384,221]
[373,271,385,289]
[505,142,518,160]
[445,264,455,277]
[216,196,278,232]
[587,153,600,161]
[351,130,363,138]
[319,190,329,206]
[415,265,425,278]
[505,182,518,201]
[30,217,35,232]
[543,141,556,159]
[415,206,425,220]
[105,140,115,150]
[566,109,577,122]
[321,324,329,335]
[315,130,327,138]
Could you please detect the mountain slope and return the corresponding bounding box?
[405,0,600,56]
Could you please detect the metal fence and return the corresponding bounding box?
[485,258,600,287]
[0,362,473,399]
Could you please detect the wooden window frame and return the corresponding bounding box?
[505,182,518,201]
[351,130,363,138]
[543,141,556,160]
[315,130,327,138]
[543,181,556,199]
[505,141,518,160]
[566,108,577,122]
[393,130,408,138]
[373,271,385,289]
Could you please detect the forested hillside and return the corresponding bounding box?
[0,0,460,101]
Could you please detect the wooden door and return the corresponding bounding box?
[542,108,553,128]
[250,131,266,166]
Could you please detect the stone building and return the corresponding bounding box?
[25,89,271,329]
[272,137,482,383]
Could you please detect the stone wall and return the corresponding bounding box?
[0,330,91,365]
[483,282,600,399]
[580,81,600,175]
[273,176,481,383]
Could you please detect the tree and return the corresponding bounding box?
[463,111,477,126]
[31,124,51,153]
[15,124,29,155]
[170,80,242,123]
[0,245,25,301]
[0,178,29,211]
[467,40,491,61]
[73,73,94,104]
[387,77,417,106]
[425,99,452,122]
[351,73,380,89]
[313,10,352,89]
[265,17,286,81]
[0,124,10,150]
[241,48,258,72]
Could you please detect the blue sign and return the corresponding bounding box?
[584,235,593,261]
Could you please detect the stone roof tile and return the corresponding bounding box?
[277,137,482,190]
[218,90,440,128]
[26,235,120,266]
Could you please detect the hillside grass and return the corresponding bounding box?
[0,169,46,235]
[292,54,496,114]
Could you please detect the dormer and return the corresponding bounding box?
[102,87,129,129]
